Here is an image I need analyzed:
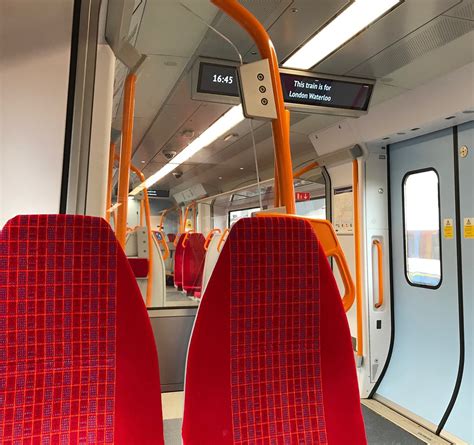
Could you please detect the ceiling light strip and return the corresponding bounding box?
[129,105,245,195]
[283,0,401,70]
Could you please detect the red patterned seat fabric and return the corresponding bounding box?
[128,257,149,278]
[182,233,205,295]
[182,216,366,444]
[0,215,164,445]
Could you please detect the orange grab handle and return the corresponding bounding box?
[256,214,355,312]
[183,202,197,232]
[156,229,170,261]
[353,159,363,360]
[304,219,355,312]
[373,240,384,309]
[130,162,153,308]
[182,230,194,248]
[217,228,230,252]
[204,229,222,251]
[212,0,295,214]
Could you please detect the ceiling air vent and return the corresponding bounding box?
[350,15,474,78]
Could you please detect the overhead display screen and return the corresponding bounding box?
[197,62,239,97]
[280,72,373,111]
[194,59,374,114]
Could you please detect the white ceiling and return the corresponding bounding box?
[109,0,474,198]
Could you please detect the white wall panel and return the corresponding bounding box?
[0,0,74,227]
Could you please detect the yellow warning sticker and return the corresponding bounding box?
[464,217,474,239]
[444,218,454,239]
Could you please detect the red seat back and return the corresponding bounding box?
[128,257,149,278]
[183,216,366,444]
[0,215,164,444]
[174,233,186,289]
[182,233,205,294]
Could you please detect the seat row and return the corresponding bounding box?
[0,214,366,444]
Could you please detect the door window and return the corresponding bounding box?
[403,169,442,288]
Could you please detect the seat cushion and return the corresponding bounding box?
[183,216,366,444]
[0,215,164,444]
[128,257,149,278]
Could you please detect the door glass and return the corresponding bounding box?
[403,170,441,287]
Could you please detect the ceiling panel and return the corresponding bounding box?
[350,15,474,78]
[246,0,351,62]
[315,0,462,75]
[445,0,474,19]
[196,0,291,61]
[372,30,474,91]
[132,55,188,118]
[135,0,218,56]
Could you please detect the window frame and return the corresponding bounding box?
[401,167,443,290]
[227,206,261,227]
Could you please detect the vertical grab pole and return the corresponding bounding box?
[353,159,364,365]
[131,164,154,307]
[106,142,116,223]
[116,73,137,248]
[212,0,295,214]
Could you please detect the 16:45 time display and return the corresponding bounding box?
[212,74,234,84]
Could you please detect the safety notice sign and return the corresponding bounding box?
[464,217,474,239]
[443,218,454,239]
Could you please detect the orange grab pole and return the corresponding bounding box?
[204,228,222,251]
[217,228,230,252]
[353,159,363,361]
[116,73,137,248]
[130,163,153,307]
[373,240,384,309]
[106,142,116,223]
[294,161,319,179]
[212,0,295,214]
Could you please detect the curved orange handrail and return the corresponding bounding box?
[212,0,295,214]
[204,229,222,251]
[183,202,197,232]
[217,228,230,252]
[130,163,153,307]
[182,230,195,248]
[373,240,384,309]
[353,159,363,362]
[106,142,116,223]
[294,161,319,179]
[155,229,170,261]
[256,213,355,312]
[116,73,137,248]
[160,205,182,232]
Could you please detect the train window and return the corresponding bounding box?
[228,207,261,226]
[296,197,326,219]
[403,169,442,288]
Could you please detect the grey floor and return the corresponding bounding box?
[165,287,198,307]
[163,407,425,444]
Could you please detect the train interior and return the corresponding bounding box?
[1,0,473,444]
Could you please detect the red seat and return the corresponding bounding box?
[182,233,205,295]
[182,216,366,444]
[0,215,164,445]
[174,233,186,290]
[128,257,149,278]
